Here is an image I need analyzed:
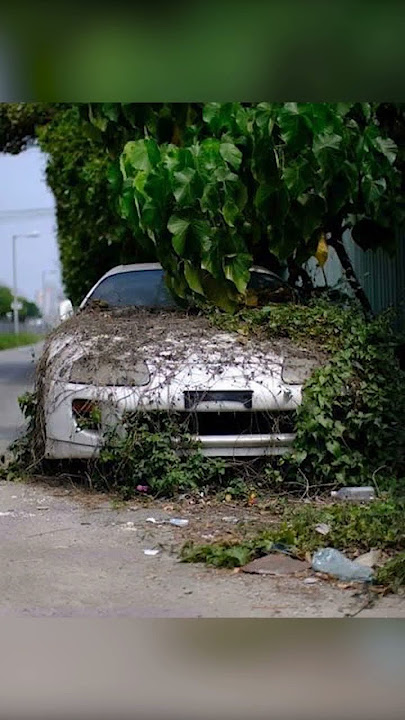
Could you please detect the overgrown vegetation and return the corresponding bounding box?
[211,300,405,495]
[1,103,404,311]
[375,552,405,592]
[107,102,404,312]
[181,498,405,586]
[93,412,227,499]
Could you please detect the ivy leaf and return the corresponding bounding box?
[222,200,239,227]
[361,175,387,205]
[202,103,222,128]
[282,160,312,196]
[184,261,204,295]
[122,140,152,173]
[201,275,239,312]
[197,138,222,170]
[167,215,190,255]
[223,253,252,293]
[101,103,119,122]
[172,167,197,205]
[167,215,190,237]
[219,141,242,170]
[201,235,223,278]
[313,131,342,157]
[373,136,397,165]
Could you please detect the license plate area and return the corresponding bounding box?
[184,390,253,410]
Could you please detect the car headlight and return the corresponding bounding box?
[282,357,316,385]
[69,357,150,386]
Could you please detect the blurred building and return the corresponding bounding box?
[36,284,64,326]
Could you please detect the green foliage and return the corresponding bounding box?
[108,102,404,310]
[2,103,403,308]
[284,312,405,493]
[208,298,405,494]
[0,286,13,316]
[0,333,42,351]
[375,552,405,591]
[211,296,363,352]
[0,103,59,154]
[1,391,40,480]
[95,411,226,499]
[181,499,405,574]
[0,285,41,321]
[36,106,155,305]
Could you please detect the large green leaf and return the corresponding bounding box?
[373,136,397,165]
[222,200,240,227]
[172,167,197,205]
[201,235,223,278]
[201,274,239,312]
[202,103,238,135]
[214,166,238,183]
[122,140,152,173]
[277,104,312,151]
[184,261,204,295]
[167,215,190,236]
[167,215,190,255]
[222,253,251,293]
[197,138,222,170]
[361,175,387,205]
[282,160,313,196]
[313,130,342,157]
[219,141,242,170]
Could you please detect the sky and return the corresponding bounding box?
[0,145,62,302]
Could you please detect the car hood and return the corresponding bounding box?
[41,306,327,387]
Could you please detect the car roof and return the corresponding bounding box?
[99,262,281,279]
[100,262,163,278]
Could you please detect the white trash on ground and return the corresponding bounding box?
[331,486,375,502]
[169,518,189,527]
[312,548,374,582]
[315,523,330,535]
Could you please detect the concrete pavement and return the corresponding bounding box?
[0,342,43,455]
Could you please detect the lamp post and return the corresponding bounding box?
[12,231,40,335]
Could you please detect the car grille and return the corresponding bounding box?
[176,410,296,436]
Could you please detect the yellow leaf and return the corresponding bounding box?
[245,289,259,307]
[315,232,328,268]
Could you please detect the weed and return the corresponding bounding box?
[375,552,405,591]
[181,499,405,583]
[94,411,227,499]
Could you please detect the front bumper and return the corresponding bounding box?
[44,376,300,460]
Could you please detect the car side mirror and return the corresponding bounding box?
[59,299,74,321]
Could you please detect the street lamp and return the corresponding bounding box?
[12,231,40,335]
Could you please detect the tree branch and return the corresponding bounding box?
[328,231,373,318]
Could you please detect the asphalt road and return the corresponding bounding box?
[0,342,42,455]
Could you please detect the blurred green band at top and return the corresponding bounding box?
[1,1,405,100]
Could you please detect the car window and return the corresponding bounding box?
[247,271,285,291]
[87,267,286,309]
[88,270,177,308]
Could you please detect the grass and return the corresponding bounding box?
[0,333,43,350]
[180,498,405,590]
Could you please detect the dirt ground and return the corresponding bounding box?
[1,478,404,617]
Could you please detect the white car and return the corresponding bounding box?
[40,263,323,460]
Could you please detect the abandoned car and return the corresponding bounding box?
[40,263,323,460]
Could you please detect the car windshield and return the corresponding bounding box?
[88,269,177,308]
[87,268,285,308]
